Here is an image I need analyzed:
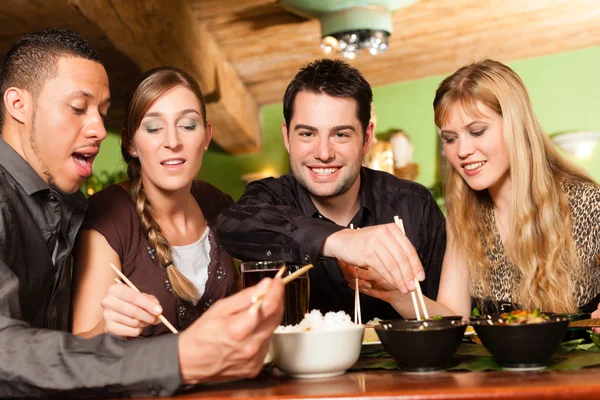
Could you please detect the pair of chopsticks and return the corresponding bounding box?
[109,262,179,334]
[350,223,362,325]
[249,263,314,314]
[393,216,429,320]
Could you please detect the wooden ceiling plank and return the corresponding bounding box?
[72,0,262,154]
[200,0,600,104]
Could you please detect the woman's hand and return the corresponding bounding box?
[338,260,400,303]
[101,282,163,337]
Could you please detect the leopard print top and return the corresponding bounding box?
[470,180,600,311]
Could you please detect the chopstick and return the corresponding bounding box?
[250,264,313,314]
[249,264,314,314]
[109,263,179,334]
[250,263,314,314]
[249,265,286,314]
[393,216,430,320]
[282,264,313,285]
[350,223,362,325]
[410,291,422,321]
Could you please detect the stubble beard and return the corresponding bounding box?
[29,114,73,196]
[293,163,358,200]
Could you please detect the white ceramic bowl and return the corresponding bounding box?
[270,325,364,378]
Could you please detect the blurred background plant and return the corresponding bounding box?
[81,169,128,197]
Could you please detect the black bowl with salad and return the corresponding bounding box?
[470,309,570,370]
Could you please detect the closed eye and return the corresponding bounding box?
[71,106,85,115]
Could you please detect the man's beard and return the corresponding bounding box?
[294,164,358,200]
[29,116,73,197]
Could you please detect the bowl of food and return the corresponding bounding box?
[470,310,569,370]
[402,315,463,323]
[374,318,467,373]
[270,310,364,378]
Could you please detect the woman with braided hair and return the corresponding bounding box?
[71,66,238,338]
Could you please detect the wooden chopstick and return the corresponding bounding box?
[249,264,314,315]
[413,275,429,319]
[410,291,422,321]
[281,264,313,285]
[109,263,179,334]
[249,265,287,314]
[394,216,430,320]
[350,223,362,325]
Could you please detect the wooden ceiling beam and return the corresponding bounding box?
[71,0,261,154]
[198,0,600,105]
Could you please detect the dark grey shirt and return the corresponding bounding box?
[0,138,180,397]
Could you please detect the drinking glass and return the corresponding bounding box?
[241,261,310,326]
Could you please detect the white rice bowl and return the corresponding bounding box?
[270,310,364,378]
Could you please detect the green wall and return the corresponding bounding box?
[94,46,600,199]
[371,46,600,189]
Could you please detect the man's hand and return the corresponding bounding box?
[101,282,162,337]
[177,277,285,384]
[339,260,399,303]
[323,223,425,293]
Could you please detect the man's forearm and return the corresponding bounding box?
[0,318,181,397]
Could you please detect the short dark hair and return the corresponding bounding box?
[0,28,103,129]
[283,58,373,135]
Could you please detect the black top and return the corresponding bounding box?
[0,138,179,397]
[216,167,446,322]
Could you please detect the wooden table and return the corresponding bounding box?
[127,367,600,400]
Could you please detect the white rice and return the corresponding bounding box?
[275,310,356,333]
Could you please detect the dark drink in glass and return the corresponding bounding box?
[242,267,279,288]
[241,261,310,326]
[282,264,310,326]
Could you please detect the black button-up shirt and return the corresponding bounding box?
[216,167,446,322]
[0,138,180,397]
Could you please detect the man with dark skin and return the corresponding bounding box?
[0,28,284,397]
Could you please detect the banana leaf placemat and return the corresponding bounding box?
[351,340,600,372]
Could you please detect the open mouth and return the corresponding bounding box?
[463,161,486,171]
[309,167,340,176]
[72,151,96,178]
[161,159,186,166]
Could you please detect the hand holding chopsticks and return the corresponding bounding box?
[393,216,429,320]
[109,262,179,334]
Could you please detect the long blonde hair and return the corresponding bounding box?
[433,59,594,313]
[121,66,208,304]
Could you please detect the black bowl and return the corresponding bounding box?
[375,319,467,373]
[401,315,464,323]
[470,313,569,370]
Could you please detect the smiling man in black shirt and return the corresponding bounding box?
[216,59,446,321]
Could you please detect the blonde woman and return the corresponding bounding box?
[343,59,600,319]
[72,66,237,338]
